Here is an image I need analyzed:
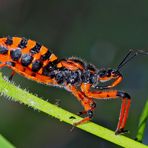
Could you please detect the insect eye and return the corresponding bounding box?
[106,72,111,77]
[111,70,119,76]
[106,69,112,77]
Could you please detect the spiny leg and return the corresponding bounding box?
[81,83,131,135]
[66,85,96,126]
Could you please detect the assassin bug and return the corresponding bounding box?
[0,36,147,135]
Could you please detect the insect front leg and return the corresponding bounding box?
[81,83,131,135]
[105,75,123,89]
[66,85,96,126]
[96,75,123,90]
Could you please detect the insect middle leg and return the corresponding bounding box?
[81,83,131,135]
[66,85,96,126]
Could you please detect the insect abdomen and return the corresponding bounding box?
[0,36,58,74]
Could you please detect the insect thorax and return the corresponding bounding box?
[42,57,99,87]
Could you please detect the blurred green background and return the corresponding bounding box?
[0,0,148,147]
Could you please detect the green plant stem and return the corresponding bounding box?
[136,100,148,142]
[0,73,147,148]
[0,135,15,148]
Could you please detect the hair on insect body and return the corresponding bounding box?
[0,36,148,135]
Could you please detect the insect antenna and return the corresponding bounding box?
[117,49,148,70]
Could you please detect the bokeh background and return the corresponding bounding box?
[0,0,148,147]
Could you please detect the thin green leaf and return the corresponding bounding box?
[136,100,148,142]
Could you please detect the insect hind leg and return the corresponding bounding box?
[81,83,131,135]
[115,91,131,135]
[0,61,16,80]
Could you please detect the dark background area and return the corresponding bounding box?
[0,0,148,147]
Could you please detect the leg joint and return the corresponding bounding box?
[117,91,131,99]
[90,102,96,109]
[87,110,93,118]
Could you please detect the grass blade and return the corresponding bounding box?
[136,100,148,142]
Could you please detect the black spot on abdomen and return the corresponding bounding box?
[18,38,28,49]
[0,46,8,54]
[10,49,22,61]
[32,60,43,72]
[21,54,33,66]
[41,49,52,61]
[5,36,13,45]
[30,42,41,54]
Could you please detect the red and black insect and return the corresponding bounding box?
[0,36,147,135]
